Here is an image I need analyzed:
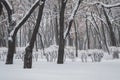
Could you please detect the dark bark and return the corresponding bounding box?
[74,20,78,57]
[24,46,32,68]
[24,0,46,68]
[57,0,67,64]
[6,24,16,64]
[6,37,16,64]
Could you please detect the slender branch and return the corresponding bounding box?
[64,0,83,39]
[83,1,120,8]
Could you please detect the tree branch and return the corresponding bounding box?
[83,1,120,8]
[64,0,83,39]
[10,0,40,38]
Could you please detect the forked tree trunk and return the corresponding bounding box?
[6,0,40,64]
[1,0,15,64]
[24,0,46,68]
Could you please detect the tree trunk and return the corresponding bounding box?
[57,0,67,64]
[2,0,14,64]
[6,34,16,64]
[74,20,78,57]
[24,0,46,68]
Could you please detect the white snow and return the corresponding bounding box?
[0,47,120,80]
[0,59,120,80]
[68,0,79,21]
[39,0,44,5]
[64,0,81,39]
[64,0,67,3]
[8,36,13,42]
[64,27,69,39]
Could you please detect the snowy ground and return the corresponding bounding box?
[0,59,120,80]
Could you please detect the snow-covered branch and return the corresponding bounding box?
[4,0,12,10]
[1,0,13,23]
[64,0,68,3]
[83,1,120,8]
[10,0,40,37]
[85,12,107,25]
[64,0,83,39]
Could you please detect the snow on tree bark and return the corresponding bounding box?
[64,0,83,39]
[24,0,46,68]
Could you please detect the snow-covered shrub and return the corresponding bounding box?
[78,49,104,62]
[43,45,76,62]
[78,50,87,62]
[44,45,58,62]
[0,47,7,61]
[32,51,39,61]
[89,49,104,62]
[14,47,26,61]
[15,47,40,61]
[109,46,119,59]
[64,46,76,61]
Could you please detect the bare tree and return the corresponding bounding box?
[57,0,68,64]
[24,0,46,68]
[6,0,40,64]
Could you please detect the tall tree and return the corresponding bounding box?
[24,0,46,68]
[57,0,68,64]
[0,0,14,64]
